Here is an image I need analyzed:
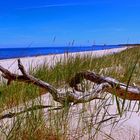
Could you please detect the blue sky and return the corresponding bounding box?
[0,0,140,47]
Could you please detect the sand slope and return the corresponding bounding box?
[1,47,140,139]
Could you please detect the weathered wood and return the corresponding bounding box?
[0,105,53,120]
[0,59,100,105]
[70,71,140,100]
[0,59,140,106]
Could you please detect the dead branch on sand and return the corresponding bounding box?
[0,59,140,103]
[0,105,53,120]
[0,59,140,120]
[0,59,102,105]
[70,71,140,100]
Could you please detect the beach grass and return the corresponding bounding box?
[0,46,140,139]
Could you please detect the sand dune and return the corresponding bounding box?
[1,47,139,140]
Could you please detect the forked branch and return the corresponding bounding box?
[0,59,140,107]
[0,59,101,105]
[70,71,140,100]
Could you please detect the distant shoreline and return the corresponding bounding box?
[0,45,125,60]
[119,44,140,46]
[0,47,128,73]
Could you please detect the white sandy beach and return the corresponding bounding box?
[1,46,140,140]
[0,47,127,73]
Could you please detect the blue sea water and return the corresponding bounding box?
[0,45,123,60]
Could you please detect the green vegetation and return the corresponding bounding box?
[0,46,140,139]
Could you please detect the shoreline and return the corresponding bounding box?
[0,45,124,60]
[0,47,127,73]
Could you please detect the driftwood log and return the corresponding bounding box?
[0,59,140,120]
[0,59,140,106]
[0,59,101,106]
[70,71,140,100]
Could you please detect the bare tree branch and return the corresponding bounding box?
[70,71,140,100]
[0,105,53,120]
[0,60,100,105]
[0,59,140,109]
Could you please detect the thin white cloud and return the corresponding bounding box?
[19,3,89,10]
